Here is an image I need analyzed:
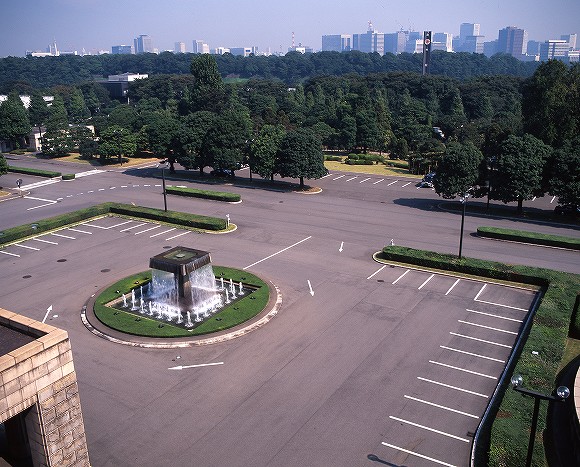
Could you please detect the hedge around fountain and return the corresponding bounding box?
[93,266,270,338]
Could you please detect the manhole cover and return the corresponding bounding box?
[101,268,111,273]
[23,275,32,279]
[377,279,385,282]
[57,259,67,263]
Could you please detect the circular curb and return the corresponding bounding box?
[81,280,282,348]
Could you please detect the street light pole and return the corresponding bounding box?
[510,374,570,467]
[458,190,470,259]
[157,160,168,212]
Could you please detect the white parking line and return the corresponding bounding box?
[121,185,128,188]
[134,226,161,235]
[345,177,357,182]
[367,265,386,280]
[321,173,332,179]
[401,181,412,187]
[333,175,345,180]
[68,228,92,235]
[446,279,461,295]
[51,233,75,239]
[386,180,398,186]
[417,377,488,398]
[108,220,134,229]
[243,236,312,270]
[429,360,496,379]
[474,298,528,312]
[359,178,370,183]
[458,320,517,335]
[450,332,511,348]
[550,196,556,204]
[404,395,479,419]
[27,202,58,211]
[440,345,505,363]
[120,223,147,232]
[14,244,40,251]
[389,416,470,442]
[166,231,190,241]
[98,188,105,191]
[474,284,487,300]
[392,269,410,284]
[418,273,435,290]
[155,184,162,187]
[373,179,384,184]
[466,309,523,322]
[0,250,20,257]
[32,238,58,245]
[81,223,108,229]
[381,442,457,467]
[150,228,176,238]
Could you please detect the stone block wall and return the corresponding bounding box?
[0,307,89,466]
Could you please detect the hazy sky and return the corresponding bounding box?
[2,0,578,57]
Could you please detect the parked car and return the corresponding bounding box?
[210,168,234,178]
[554,205,579,217]
[419,180,433,188]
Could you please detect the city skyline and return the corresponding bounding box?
[1,0,579,57]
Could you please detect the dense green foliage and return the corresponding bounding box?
[477,226,580,250]
[93,267,269,337]
[0,91,30,147]
[377,246,580,467]
[165,186,241,202]
[0,51,539,90]
[0,153,8,176]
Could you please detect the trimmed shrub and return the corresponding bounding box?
[61,173,76,181]
[165,186,240,202]
[8,166,61,177]
[324,156,343,162]
[386,160,409,169]
[345,159,374,165]
[477,226,580,250]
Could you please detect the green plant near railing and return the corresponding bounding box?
[378,246,580,466]
[8,166,61,177]
[478,226,580,250]
[61,173,76,181]
[165,186,241,202]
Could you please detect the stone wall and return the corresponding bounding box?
[0,308,89,466]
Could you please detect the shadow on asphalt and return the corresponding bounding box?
[367,453,408,466]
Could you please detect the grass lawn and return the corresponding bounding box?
[324,160,421,178]
[559,337,580,372]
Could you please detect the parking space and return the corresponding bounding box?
[369,264,538,467]
[0,216,194,260]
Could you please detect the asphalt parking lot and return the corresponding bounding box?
[0,214,540,466]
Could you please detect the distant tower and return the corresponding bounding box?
[422,31,432,75]
[292,31,295,48]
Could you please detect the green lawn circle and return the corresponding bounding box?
[93,266,270,338]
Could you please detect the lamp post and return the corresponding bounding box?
[458,189,471,259]
[510,374,570,467]
[157,160,169,212]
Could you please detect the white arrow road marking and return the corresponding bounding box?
[42,305,53,323]
[307,280,314,296]
[339,241,344,252]
[168,362,224,370]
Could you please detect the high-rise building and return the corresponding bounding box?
[134,35,153,54]
[483,40,498,57]
[193,40,210,54]
[112,45,133,55]
[174,42,186,53]
[384,31,407,54]
[322,34,352,52]
[561,34,577,50]
[539,40,570,61]
[404,31,423,53]
[353,22,385,54]
[461,35,485,53]
[460,23,480,39]
[230,47,259,56]
[433,32,453,52]
[497,26,528,57]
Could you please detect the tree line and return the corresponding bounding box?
[0,50,539,90]
[0,54,578,209]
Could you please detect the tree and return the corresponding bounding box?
[178,111,217,174]
[41,127,72,157]
[190,54,225,112]
[277,128,327,189]
[98,125,137,164]
[433,142,483,199]
[143,114,183,172]
[201,109,252,174]
[548,136,580,207]
[491,134,552,213]
[0,153,8,176]
[68,88,90,123]
[46,94,68,128]
[250,124,286,180]
[0,91,30,148]
[28,91,50,139]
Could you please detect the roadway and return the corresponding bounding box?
[0,156,578,466]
